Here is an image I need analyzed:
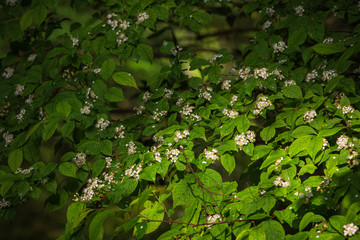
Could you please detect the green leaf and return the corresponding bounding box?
[252,145,273,160]
[291,126,316,138]
[31,5,48,27]
[59,162,77,178]
[307,136,323,159]
[318,127,344,137]
[288,26,307,47]
[289,135,313,157]
[192,11,212,25]
[190,58,210,70]
[172,177,195,208]
[135,222,147,239]
[100,140,112,156]
[262,196,276,214]
[56,101,71,117]
[8,149,23,173]
[140,201,164,234]
[20,10,33,31]
[108,178,138,203]
[61,121,75,139]
[89,209,115,240]
[236,115,251,133]
[307,22,324,43]
[105,87,126,102]
[283,85,302,99]
[260,126,275,142]
[78,141,101,155]
[298,164,317,176]
[299,212,325,231]
[329,215,347,233]
[221,154,235,175]
[91,158,106,177]
[249,227,266,240]
[42,122,58,142]
[137,43,153,62]
[312,43,346,55]
[190,126,206,141]
[259,220,285,240]
[112,72,138,89]
[101,59,115,81]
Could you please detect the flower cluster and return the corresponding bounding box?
[15,167,34,175]
[166,148,180,163]
[70,35,79,47]
[284,80,296,86]
[272,41,287,53]
[115,125,125,139]
[176,98,184,106]
[235,130,256,150]
[137,12,149,23]
[266,7,275,17]
[3,131,14,147]
[14,84,24,96]
[222,109,239,119]
[25,94,33,104]
[164,88,173,99]
[180,104,201,121]
[209,54,223,63]
[170,45,183,56]
[322,70,338,82]
[2,67,14,79]
[153,109,167,121]
[96,118,110,131]
[221,80,231,90]
[275,157,283,166]
[80,102,93,115]
[206,214,222,229]
[323,38,333,44]
[127,141,137,155]
[116,33,128,46]
[74,177,106,202]
[16,109,26,123]
[336,135,354,150]
[253,96,272,116]
[342,105,355,115]
[119,20,130,30]
[62,68,77,82]
[203,148,219,162]
[274,176,290,187]
[294,186,313,199]
[294,6,305,16]
[73,152,87,167]
[125,164,142,180]
[263,21,272,31]
[93,68,101,74]
[107,13,119,30]
[323,138,329,150]
[0,198,11,209]
[105,157,112,168]
[316,176,332,191]
[254,67,270,79]
[305,70,319,82]
[143,91,151,102]
[230,95,237,106]
[27,54,37,62]
[198,88,212,101]
[134,105,145,115]
[174,130,190,142]
[343,223,359,237]
[303,110,317,123]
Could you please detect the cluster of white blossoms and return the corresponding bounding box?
[38,107,47,121]
[116,33,128,46]
[316,176,332,191]
[206,214,222,229]
[15,167,34,175]
[127,141,137,155]
[0,102,10,117]
[25,94,33,105]
[143,91,151,102]
[3,131,14,147]
[134,105,145,115]
[284,80,296,86]
[106,13,119,30]
[238,67,252,80]
[14,84,24,96]
[2,67,14,79]
[305,70,319,82]
[230,95,238,106]
[273,41,287,53]
[303,110,317,123]
[266,7,275,17]
[105,157,112,168]
[275,157,283,166]
[235,130,256,150]
[254,67,270,79]
[174,130,190,142]
[93,68,101,74]
[125,164,142,180]
[253,96,272,116]
[344,223,359,237]
[221,80,231,90]
[73,152,87,167]
[137,12,149,23]
[323,37,334,44]
[170,45,183,56]
[342,105,355,115]
[164,88,173,99]
[153,148,162,162]
[322,70,338,82]
[96,118,110,131]
[198,87,212,101]
[153,109,167,121]
[80,102,93,115]
[295,186,313,199]
[6,0,18,6]
[70,35,79,47]
[294,6,305,16]
[114,125,125,139]
[270,68,285,80]
[180,104,201,121]
[119,20,130,30]
[74,177,106,202]
[176,98,184,106]
[86,88,98,100]
[274,176,290,187]
[15,109,26,123]
[166,148,180,163]
[337,135,354,150]
[323,138,329,150]
[203,148,219,162]
[0,198,11,209]
[222,109,239,119]
[263,21,272,31]
[209,54,223,63]
[62,68,77,82]
[103,171,116,185]
[347,150,359,161]
[27,54,37,62]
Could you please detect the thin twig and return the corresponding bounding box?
[154,192,171,220]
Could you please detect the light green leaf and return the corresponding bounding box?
[8,148,23,173]
[42,122,58,142]
[105,87,126,102]
[140,201,164,234]
[190,126,206,141]
[100,140,112,156]
[289,135,312,157]
[318,127,344,137]
[259,220,285,240]
[56,101,71,117]
[61,121,75,139]
[299,212,325,231]
[260,126,275,142]
[298,164,317,176]
[137,43,153,62]
[291,126,316,138]
[236,115,251,133]
[89,209,115,240]
[252,145,273,160]
[283,85,302,99]
[221,154,235,175]
[101,59,115,81]
[59,162,77,178]
[113,72,138,89]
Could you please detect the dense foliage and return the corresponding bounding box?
[2,0,360,239]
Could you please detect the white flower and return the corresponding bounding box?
[303,110,317,123]
[209,54,223,63]
[107,13,118,30]
[73,153,87,167]
[266,7,275,17]
[25,94,33,104]
[253,96,272,116]
[127,141,137,155]
[27,54,37,62]
[344,223,359,236]
[342,105,354,115]
[284,80,296,86]
[322,70,337,82]
[166,148,180,163]
[176,98,184,106]
[323,38,333,44]
[337,135,349,149]
[263,21,272,31]
[3,131,13,147]
[143,91,151,102]
[115,125,125,139]
[6,0,17,6]
[125,164,142,180]
[137,12,149,23]
[70,35,79,47]
[14,84,24,96]
[3,67,14,79]
[164,88,173,99]
[119,20,130,30]
[134,105,145,115]
[294,6,305,16]
[204,148,219,162]
[230,95,238,106]
[93,68,101,74]
[305,70,318,82]
[80,102,93,115]
[16,109,26,123]
[96,118,110,131]
[235,130,255,150]
[221,80,231,90]
[0,198,11,209]
[273,41,287,53]
[116,33,128,45]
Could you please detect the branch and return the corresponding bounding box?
[154,192,171,220]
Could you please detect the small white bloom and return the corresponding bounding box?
[27,54,37,62]
[294,6,305,16]
[344,223,359,236]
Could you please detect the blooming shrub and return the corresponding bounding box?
[1,0,360,239]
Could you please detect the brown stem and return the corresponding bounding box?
[154,192,171,220]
